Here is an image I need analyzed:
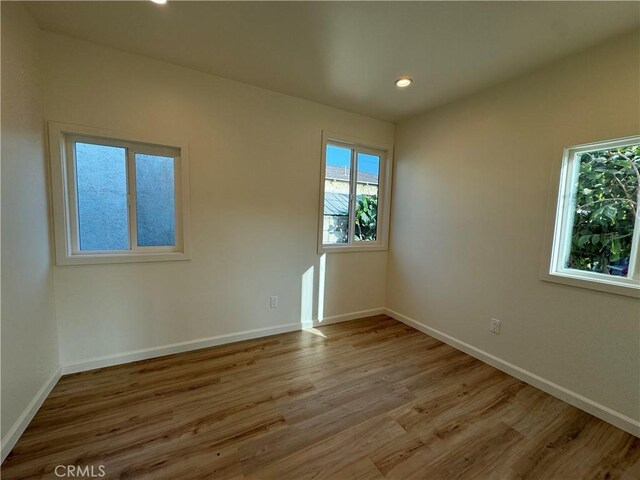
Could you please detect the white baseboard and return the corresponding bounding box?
[2,309,383,462]
[310,307,386,327]
[385,308,640,438]
[1,366,62,462]
[6,306,636,465]
[61,308,385,375]
[61,323,300,375]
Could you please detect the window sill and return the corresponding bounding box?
[56,251,191,266]
[319,244,388,254]
[541,271,640,298]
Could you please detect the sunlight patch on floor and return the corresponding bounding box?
[303,327,327,338]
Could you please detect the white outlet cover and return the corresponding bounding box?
[489,318,501,334]
[270,296,279,308]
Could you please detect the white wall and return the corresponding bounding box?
[1,2,60,452]
[4,5,636,452]
[40,33,393,365]
[387,32,640,424]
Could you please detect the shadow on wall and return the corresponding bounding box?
[301,254,327,328]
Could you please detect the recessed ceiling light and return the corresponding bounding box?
[151,0,167,4]
[395,78,413,88]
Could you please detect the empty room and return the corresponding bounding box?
[1,1,639,478]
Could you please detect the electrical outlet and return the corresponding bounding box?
[489,318,501,334]
[270,296,279,308]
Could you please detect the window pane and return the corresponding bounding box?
[354,153,380,242]
[323,145,351,244]
[567,144,639,277]
[135,154,176,247]
[75,142,129,251]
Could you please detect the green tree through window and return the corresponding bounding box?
[355,195,378,241]
[568,144,639,276]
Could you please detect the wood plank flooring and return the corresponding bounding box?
[2,315,639,479]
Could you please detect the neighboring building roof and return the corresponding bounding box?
[324,192,377,216]
[324,192,349,216]
[325,165,378,184]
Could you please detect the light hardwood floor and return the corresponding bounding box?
[2,315,639,479]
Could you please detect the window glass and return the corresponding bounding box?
[75,142,129,251]
[323,145,351,244]
[135,154,176,247]
[566,144,639,277]
[354,153,380,242]
[318,137,388,252]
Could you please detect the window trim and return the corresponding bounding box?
[541,135,640,298]
[317,131,393,254]
[48,121,191,265]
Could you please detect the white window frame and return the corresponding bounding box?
[541,135,640,298]
[318,131,393,253]
[48,121,191,265]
